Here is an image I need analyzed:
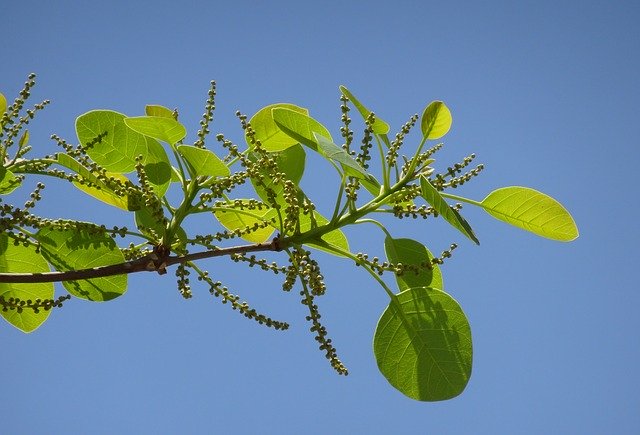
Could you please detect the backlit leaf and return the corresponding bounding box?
[420,101,452,140]
[145,104,174,118]
[313,132,369,179]
[250,144,305,205]
[420,176,479,244]
[124,116,187,146]
[177,145,229,177]
[272,107,332,153]
[384,237,443,291]
[0,235,54,333]
[36,227,127,301]
[299,211,350,257]
[374,287,472,401]
[0,167,21,194]
[214,200,275,243]
[481,186,579,241]
[249,103,309,151]
[19,130,29,147]
[339,85,390,135]
[0,92,6,116]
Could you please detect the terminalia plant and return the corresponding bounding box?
[0,75,578,401]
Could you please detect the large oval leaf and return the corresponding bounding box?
[420,175,479,244]
[177,145,229,177]
[213,200,276,243]
[481,186,579,241]
[271,107,332,153]
[124,116,187,146]
[374,287,472,401]
[384,237,443,291]
[36,227,127,301]
[249,103,309,152]
[0,235,55,333]
[420,101,452,140]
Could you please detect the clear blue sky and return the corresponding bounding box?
[1,1,638,433]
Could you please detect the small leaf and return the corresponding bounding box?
[339,86,390,134]
[177,145,229,177]
[19,130,29,147]
[36,227,127,301]
[213,200,276,243]
[124,116,187,146]
[249,103,309,151]
[374,287,473,401]
[384,237,444,291]
[0,167,21,194]
[420,176,479,244]
[145,105,174,119]
[313,132,369,179]
[76,110,149,173]
[0,235,54,333]
[271,107,333,152]
[421,101,452,140]
[481,186,579,241]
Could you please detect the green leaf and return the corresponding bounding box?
[421,101,452,140]
[145,104,174,118]
[420,175,479,245]
[0,235,54,333]
[124,116,187,146]
[36,227,127,301]
[213,200,276,243]
[374,287,473,401]
[18,129,29,147]
[312,132,369,179]
[271,107,333,152]
[481,186,579,241]
[250,144,306,205]
[76,110,150,173]
[143,139,172,197]
[55,154,141,211]
[135,207,186,251]
[300,211,350,257]
[0,92,6,116]
[384,237,444,291]
[249,103,309,151]
[0,166,21,194]
[177,145,229,177]
[339,85,390,135]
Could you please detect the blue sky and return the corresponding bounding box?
[1,1,638,433]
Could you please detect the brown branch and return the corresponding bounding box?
[0,238,282,284]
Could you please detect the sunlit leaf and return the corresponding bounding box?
[143,139,172,196]
[481,186,579,241]
[299,211,350,257]
[36,227,127,301]
[0,92,6,116]
[56,154,141,211]
[135,207,187,252]
[76,110,149,173]
[249,103,309,151]
[420,175,479,245]
[18,130,29,147]
[213,200,276,243]
[339,85,390,134]
[0,167,21,194]
[374,287,472,401]
[421,101,452,140]
[271,107,333,153]
[313,132,369,179]
[124,116,187,146]
[177,145,229,177]
[0,235,54,333]
[145,104,174,118]
[250,144,305,204]
[384,237,443,291]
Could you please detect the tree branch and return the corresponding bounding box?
[0,238,282,284]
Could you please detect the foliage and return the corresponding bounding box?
[0,74,578,401]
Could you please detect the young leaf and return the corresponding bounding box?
[135,207,187,251]
[19,130,29,147]
[55,154,141,211]
[481,186,579,241]
[124,116,187,146]
[420,175,479,244]
[177,145,229,177]
[249,103,309,152]
[36,227,128,301]
[0,167,21,194]
[0,92,6,116]
[339,85,390,135]
[374,287,473,401]
[271,107,332,152]
[0,235,54,333]
[76,110,149,173]
[312,132,369,179]
[145,104,174,119]
[213,200,276,243]
[420,101,452,140]
[384,237,444,291]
